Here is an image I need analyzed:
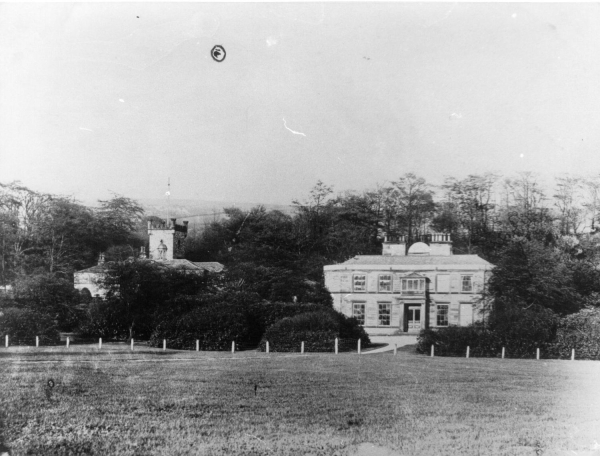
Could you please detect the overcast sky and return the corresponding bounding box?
[1,3,600,205]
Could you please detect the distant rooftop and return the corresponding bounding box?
[339,255,492,267]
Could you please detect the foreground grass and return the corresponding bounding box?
[1,344,599,455]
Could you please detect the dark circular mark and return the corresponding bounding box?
[211,45,226,62]
[47,379,55,388]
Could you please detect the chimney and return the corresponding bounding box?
[98,253,105,265]
[429,233,452,256]
[170,218,177,228]
[382,234,406,256]
[139,246,147,259]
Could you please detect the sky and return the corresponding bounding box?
[1,3,600,206]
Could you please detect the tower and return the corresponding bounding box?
[147,218,189,260]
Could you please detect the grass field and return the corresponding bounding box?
[1,344,599,456]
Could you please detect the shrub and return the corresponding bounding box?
[551,307,600,360]
[490,305,559,358]
[244,301,332,345]
[149,304,251,351]
[77,299,129,340]
[416,325,501,357]
[0,307,60,345]
[417,306,560,359]
[259,310,370,352]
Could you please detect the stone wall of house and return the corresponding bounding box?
[74,272,106,298]
[325,269,487,335]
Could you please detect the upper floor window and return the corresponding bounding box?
[402,278,424,292]
[461,275,473,293]
[379,274,392,293]
[353,275,366,292]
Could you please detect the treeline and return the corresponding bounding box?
[2,172,600,354]
[186,172,600,311]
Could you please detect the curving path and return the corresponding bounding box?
[364,335,418,354]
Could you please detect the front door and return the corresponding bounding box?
[406,305,421,332]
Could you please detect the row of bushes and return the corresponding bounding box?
[148,299,370,352]
[416,307,600,360]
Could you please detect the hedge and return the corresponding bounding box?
[551,307,600,360]
[149,304,250,351]
[149,299,335,350]
[0,307,60,346]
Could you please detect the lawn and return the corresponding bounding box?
[1,344,599,456]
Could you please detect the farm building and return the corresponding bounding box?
[323,234,493,335]
[74,218,223,298]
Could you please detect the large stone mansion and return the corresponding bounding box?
[323,234,493,335]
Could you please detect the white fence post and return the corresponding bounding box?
[536,348,540,360]
[357,339,361,355]
[502,347,505,359]
[466,346,470,358]
[5,335,8,348]
[163,339,166,351]
[335,338,338,354]
[266,341,270,354]
[196,340,199,352]
[394,344,397,356]
[571,348,575,361]
[131,339,134,351]
[99,338,102,349]
[430,345,434,357]
[231,341,235,354]
[66,337,70,349]
[36,336,39,348]
[301,341,304,354]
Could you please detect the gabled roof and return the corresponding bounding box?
[163,259,224,272]
[193,262,224,273]
[75,259,225,274]
[74,264,108,274]
[339,255,492,267]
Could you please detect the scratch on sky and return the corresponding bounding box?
[283,118,306,137]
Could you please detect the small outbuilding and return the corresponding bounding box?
[74,218,224,298]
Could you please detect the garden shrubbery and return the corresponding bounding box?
[551,307,600,360]
[417,305,564,359]
[148,293,337,350]
[149,303,251,351]
[417,326,501,357]
[148,298,367,352]
[258,310,370,352]
[0,307,60,345]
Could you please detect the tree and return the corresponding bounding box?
[436,173,499,255]
[389,173,436,250]
[10,272,83,331]
[97,260,210,340]
[553,175,584,235]
[487,238,586,317]
[93,194,145,251]
[499,173,556,243]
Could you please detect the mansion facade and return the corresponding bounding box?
[323,234,493,335]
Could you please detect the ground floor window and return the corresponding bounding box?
[353,302,365,325]
[378,302,391,326]
[437,304,449,326]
